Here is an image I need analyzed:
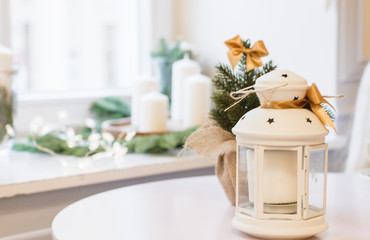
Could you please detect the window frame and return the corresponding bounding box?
[0,0,173,135]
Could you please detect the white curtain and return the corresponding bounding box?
[346,62,370,173]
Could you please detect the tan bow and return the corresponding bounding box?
[224,35,269,72]
[260,83,343,132]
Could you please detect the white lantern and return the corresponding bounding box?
[232,70,329,239]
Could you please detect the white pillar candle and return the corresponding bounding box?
[183,73,211,128]
[171,58,200,121]
[263,150,297,205]
[246,149,297,214]
[131,76,159,128]
[138,92,168,133]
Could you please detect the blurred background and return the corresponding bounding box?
[0,0,368,172]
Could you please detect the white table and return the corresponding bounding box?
[52,173,370,240]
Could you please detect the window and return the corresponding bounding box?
[0,0,175,135]
[10,0,140,94]
[0,0,160,134]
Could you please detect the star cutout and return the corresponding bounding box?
[281,74,288,78]
[306,118,312,124]
[293,96,299,100]
[267,118,275,124]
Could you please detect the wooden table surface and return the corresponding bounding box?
[52,173,370,240]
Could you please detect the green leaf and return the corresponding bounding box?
[13,132,107,157]
[12,143,43,153]
[62,146,91,157]
[126,127,197,154]
[34,133,69,153]
[90,97,130,118]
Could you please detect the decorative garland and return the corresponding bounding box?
[12,97,196,156]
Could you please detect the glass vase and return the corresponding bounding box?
[154,57,172,104]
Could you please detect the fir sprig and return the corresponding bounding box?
[302,102,335,122]
[321,103,335,121]
[210,37,277,132]
[212,64,245,93]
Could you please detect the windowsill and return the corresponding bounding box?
[16,88,132,136]
[0,150,214,199]
[18,88,132,103]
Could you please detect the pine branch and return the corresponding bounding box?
[321,103,335,121]
[242,39,252,49]
[210,91,260,132]
[213,63,245,92]
[210,37,277,132]
[303,103,335,122]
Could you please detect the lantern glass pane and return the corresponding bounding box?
[237,146,254,215]
[308,147,326,214]
[263,150,298,215]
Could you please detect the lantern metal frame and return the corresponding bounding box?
[303,143,328,219]
[233,142,328,239]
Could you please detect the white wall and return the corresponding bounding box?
[139,0,175,75]
[173,0,337,97]
[0,0,10,47]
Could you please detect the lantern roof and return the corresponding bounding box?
[232,69,330,145]
[254,70,309,102]
[255,70,307,89]
[232,108,329,146]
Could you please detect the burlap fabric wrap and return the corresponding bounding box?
[184,120,237,206]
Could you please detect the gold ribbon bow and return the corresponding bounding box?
[224,35,269,72]
[260,83,343,132]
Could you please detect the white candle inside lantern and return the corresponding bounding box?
[263,150,297,213]
[138,92,168,133]
[264,151,297,202]
[183,73,211,128]
[131,76,159,128]
[247,149,298,213]
[171,57,200,121]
